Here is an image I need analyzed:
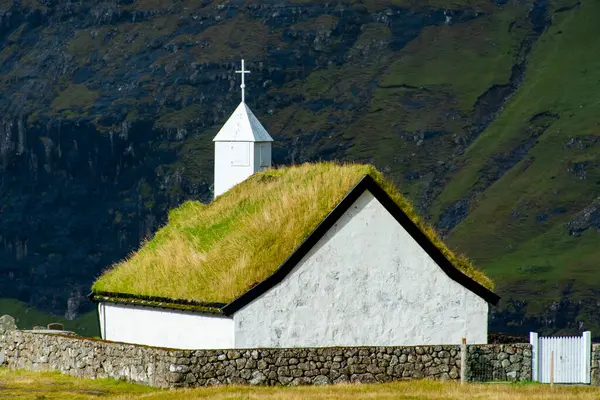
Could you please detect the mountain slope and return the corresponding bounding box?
[433,0,600,334]
[0,0,597,337]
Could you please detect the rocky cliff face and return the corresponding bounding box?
[0,0,597,337]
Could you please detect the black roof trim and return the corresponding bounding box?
[222,174,500,315]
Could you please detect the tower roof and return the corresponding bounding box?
[212,102,274,142]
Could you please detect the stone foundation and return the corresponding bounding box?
[0,330,532,388]
[592,344,600,385]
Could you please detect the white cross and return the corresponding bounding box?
[235,59,250,103]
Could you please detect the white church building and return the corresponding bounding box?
[90,60,499,350]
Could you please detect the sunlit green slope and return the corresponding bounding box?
[434,1,600,331]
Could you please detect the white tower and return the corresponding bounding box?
[213,59,274,199]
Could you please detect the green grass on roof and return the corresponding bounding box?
[92,163,493,303]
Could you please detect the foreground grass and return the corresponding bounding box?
[2,369,600,400]
[93,163,492,304]
[0,368,154,399]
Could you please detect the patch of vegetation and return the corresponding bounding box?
[350,23,392,51]
[156,104,203,129]
[131,0,173,10]
[272,2,531,211]
[380,4,529,111]
[548,0,580,14]
[6,23,26,44]
[186,14,274,64]
[0,299,99,337]
[67,29,104,61]
[292,15,339,32]
[93,163,492,304]
[285,0,495,13]
[51,84,99,112]
[67,16,180,67]
[0,368,156,399]
[0,44,17,66]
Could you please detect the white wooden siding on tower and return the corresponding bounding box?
[231,142,250,166]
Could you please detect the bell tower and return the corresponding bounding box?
[212,60,274,199]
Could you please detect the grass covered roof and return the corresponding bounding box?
[92,163,493,304]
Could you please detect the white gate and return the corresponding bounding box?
[530,331,591,384]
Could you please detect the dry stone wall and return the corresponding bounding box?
[592,344,600,385]
[0,330,532,388]
[467,344,531,381]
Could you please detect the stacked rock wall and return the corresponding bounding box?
[592,344,600,386]
[467,344,531,381]
[0,330,532,388]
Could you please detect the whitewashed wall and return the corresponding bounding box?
[234,190,488,348]
[99,303,234,350]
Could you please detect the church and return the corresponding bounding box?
[90,60,499,350]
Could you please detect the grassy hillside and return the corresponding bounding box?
[431,0,600,331]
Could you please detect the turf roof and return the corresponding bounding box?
[92,163,494,304]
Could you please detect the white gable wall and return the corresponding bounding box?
[234,190,488,348]
[99,303,234,350]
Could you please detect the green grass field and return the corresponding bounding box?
[1,369,600,399]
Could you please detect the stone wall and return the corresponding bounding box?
[592,344,600,385]
[468,344,531,381]
[0,330,532,388]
